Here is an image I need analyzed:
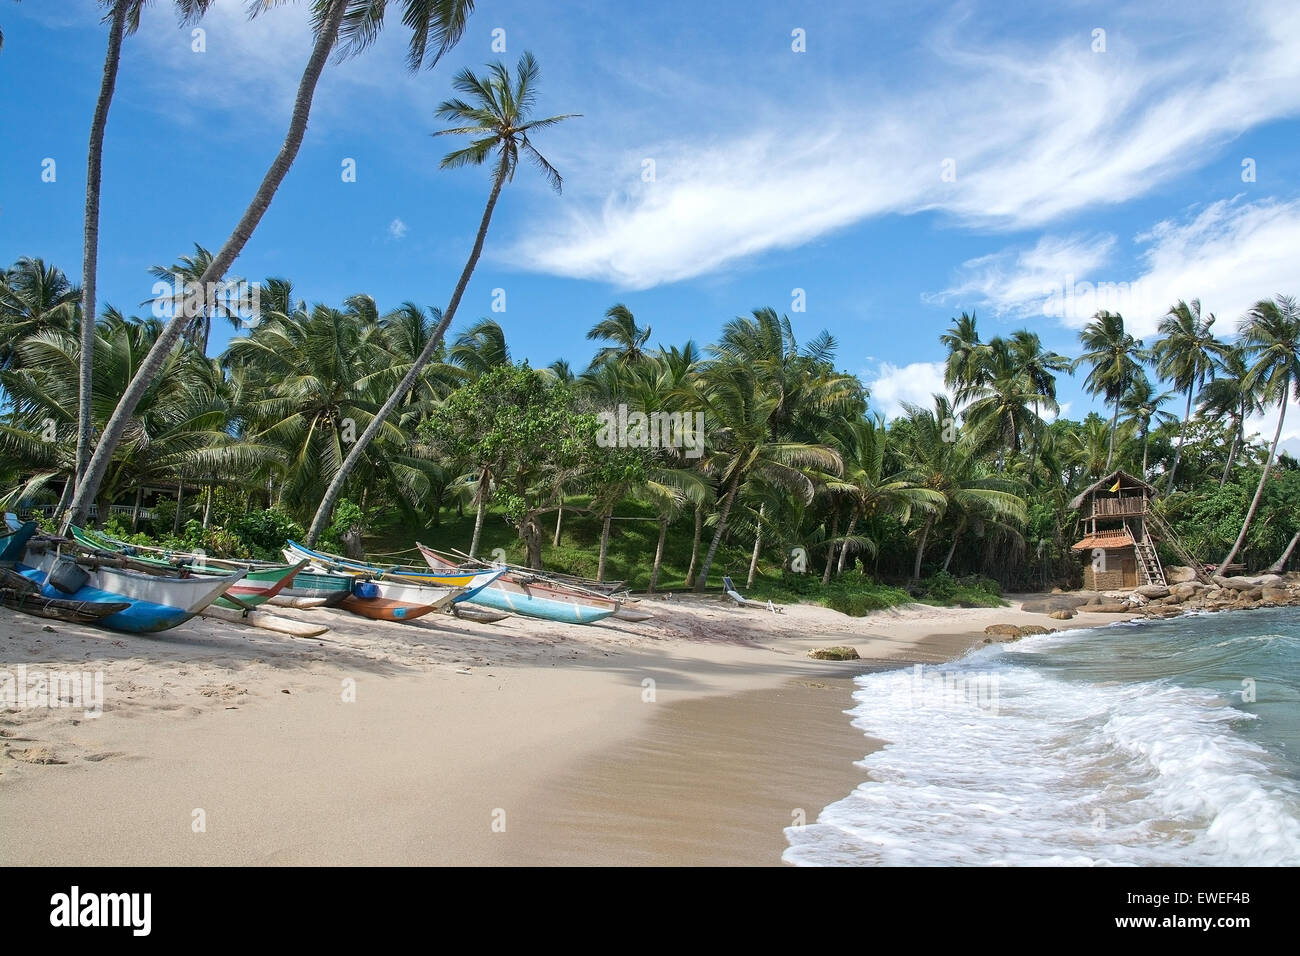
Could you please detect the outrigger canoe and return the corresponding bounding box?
[283,541,503,601]
[417,543,619,625]
[70,525,350,606]
[340,577,465,622]
[15,533,245,634]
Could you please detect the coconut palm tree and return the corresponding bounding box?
[1197,344,1263,486]
[939,311,984,403]
[1119,373,1176,478]
[75,2,217,498]
[689,362,842,591]
[146,244,248,356]
[1217,295,1300,573]
[0,258,80,369]
[449,318,511,377]
[586,304,651,370]
[897,396,1025,582]
[828,417,944,576]
[1074,311,1150,469]
[961,337,1055,470]
[305,50,578,544]
[222,303,396,522]
[1008,330,1071,478]
[1153,299,1228,490]
[66,0,476,530]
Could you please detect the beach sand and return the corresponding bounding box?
[0,593,1135,866]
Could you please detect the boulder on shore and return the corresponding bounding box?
[1164,565,1197,584]
[1048,609,1076,620]
[1135,584,1170,599]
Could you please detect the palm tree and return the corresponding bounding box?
[222,303,396,522]
[961,337,1054,470]
[689,362,841,591]
[898,396,1025,582]
[1008,330,1071,477]
[65,0,476,530]
[1119,374,1175,477]
[586,304,651,369]
[305,50,577,543]
[0,258,80,369]
[829,417,944,576]
[1153,299,1228,490]
[1217,295,1300,573]
[939,311,983,403]
[1074,311,1149,469]
[146,244,248,356]
[449,318,511,376]
[1197,344,1263,486]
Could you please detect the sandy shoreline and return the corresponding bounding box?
[0,593,1137,866]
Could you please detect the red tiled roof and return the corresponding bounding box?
[1071,530,1135,551]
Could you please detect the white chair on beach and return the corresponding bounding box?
[723,575,783,614]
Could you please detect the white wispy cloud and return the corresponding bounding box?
[866,361,948,421]
[933,197,1300,337]
[388,218,409,240]
[508,2,1300,289]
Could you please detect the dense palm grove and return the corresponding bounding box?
[3,254,1298,603]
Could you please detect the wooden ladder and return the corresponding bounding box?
[1133,529,1167,587]
[1143,508,1211,584]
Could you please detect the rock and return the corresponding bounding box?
[1021,593,1093,614]
[1161,594,1183,605]
[1172,582,1207,600]
[1164,565,1197,584]
[1017,625,1054,636]
[808,646,859,661]
[1050,586,1066,594]
[1261,586,1293,604]
[1135,584,1170,599]
[1245,573,1285,588]
[984,624,1022,638]
[1215,575,1257,591]
[1090,602,1133,613]
[1048,609,1076,620]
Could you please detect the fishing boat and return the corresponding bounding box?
[70,525,352,606]
[1,567,132,624]
[283,540,504,601]
[340,577,464,623]
[14,534,246,634]
[416,543,620,625]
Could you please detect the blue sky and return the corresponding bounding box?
[2,0,1298,449]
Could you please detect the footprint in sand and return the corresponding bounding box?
[6,746,67,765]
[82,751,125,762]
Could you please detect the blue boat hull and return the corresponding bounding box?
[14,565,197,634]
[465,585,618,624]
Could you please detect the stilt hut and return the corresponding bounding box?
[1069,470,1165,590]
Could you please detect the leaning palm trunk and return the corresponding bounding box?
[694,472,741,591]
[836,511,859,574]
[63,0,349,532]
[1266,530,1299,574]
[76,0,128,488]
[649,516,668,593]
[822,513,839,586]
[553,503,564,546]
[597,511,612,582]
[1105,395,1120,469]
[912,515,934,584]
[1166,387,1194,491]
[746,503,764,589]
[468,468,488,558]
[1220,407,1244,487]
[306,151,510,544]
[1218,385,1288,574]
[684,504,703,587]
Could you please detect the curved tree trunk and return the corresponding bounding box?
[1220,409,1243,487]
[521,513,543,569]
[746,503,764,589]
[468,467,488,558]
[306,149,511,544]
[597,511,612,583]
[1218,385,1288,574]
[649,516,668,593]
[941,518,965,573]
[821,512,839,586]
[684,504,703,587]
[553,503,564,546]
[1105,394,1120,470]
[1266,530,1299,575]
[912,515,934,584]
[76,0,128,490]
[1166,386,1193,490]
[64,0,349,533]
[836,511,859,574]
[694,473,741,592]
